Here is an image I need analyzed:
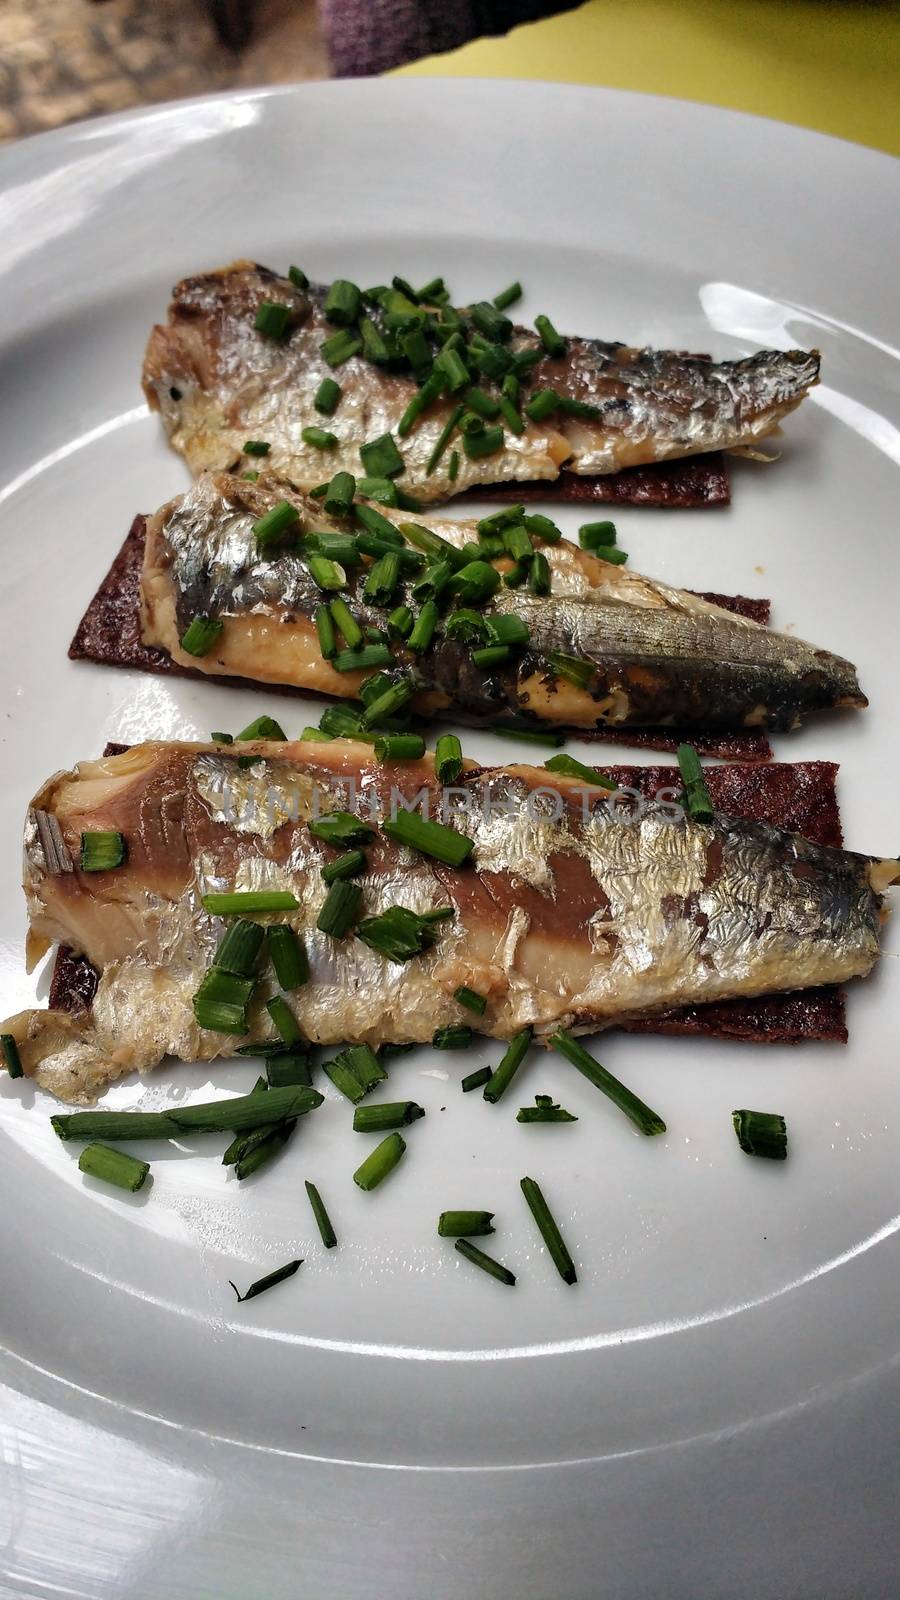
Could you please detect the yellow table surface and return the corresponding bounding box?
[394,0,899,157]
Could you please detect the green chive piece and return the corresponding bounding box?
[266,1054,313,1088]
[445,608,488,645]
[733,1109,788,1160]
[243,439,270,456]
[324,597,360,651]
[211,732,233,745]
[503,562,527,589]
[266,995,303,1046]
[501,524,534,564]
[308,532,361,566]
[192,969,256,1035]
[180,615,223,657]
[483,1029,533,1103]
[463,425,504,460]
[465,386,500,419]
[316,879,362,938]
[307,554,346,591]
[321,470,355,517]
[397,372,444,438]
[471,301,513,341]
[1,1034,24,1079]
[517,1094,578,1124]
[202,891,299,914]
[438,1210,495,1237]
[448,449,460,481]
[435,346,470,393]
[534,314,566,357]
[53,1087,321,1142]
[520,1175,577,1284]
[305,1180,337,1248]
[544,754,616,789]
[407,600,439,654]
[454,986,486,1015]
[529,551,551,596]
[234,1122,296,1181]
[592,545,628,565]
[435,733,464,784]
[360,432,404,479]
[321,329,362,367]
[546,651,594,689]
[302,726,333,741]
[352,1101,425,1133]
[557,395,601,420]
[235,714,286,742]
[321,848,367,884]
[53,1110,180,1142]
[267,924,308,990]
[315,603,337,661]
[382,810,474,868]
[355,476,397,505]
[398,520,464,565]
[550,1030,666,1135]
[401,325,432,376]
[353,1132,407,1191]
[454,1237,515,1286]
[230,1259,302,1303]
[253,499,300,550]
[288,265,309,291]
[417,276,447,302]
[461,1065,491,1093]
[493,281,522,311]
[388,604,414,639]
[353,503,404,543]
[309,811,375,848]
[358,670,396,706]
[525,388,561,422]
[79,1143,150,1193]
[477,505,526,536]
[241,471,259,481]
[472,644,511,668]
[485,614,529,649]
[432,1025,474,1050]
[426,403,465,475]
[79,830,126,872]
[578,518,616,547]
[524,513,562,544]
[359,315,392,365]
[677,743,714,823]
[363,551,402,606]
[333,642,394,673]
[359,678,415,728]
[324,278,362,326]
[214,918,265,977]
[411,557,455,603]
[494,723,564,747]
[375,734,425,762]
[497,394,525,435]
[254,300,291,339]
[324,1043,386,1103]
[356,903,452,963]
[314,377,341,415]
[447,560,501,606]
[512,345,543,375]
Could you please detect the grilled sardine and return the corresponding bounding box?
[140,470,865,734]
[3,741,894,1103]
[142,263,820,505]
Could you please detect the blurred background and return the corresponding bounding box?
[1,0,897,151]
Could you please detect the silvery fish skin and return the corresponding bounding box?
[141,469,865,733]
[142,262,821,505]
[2,740,894,1103]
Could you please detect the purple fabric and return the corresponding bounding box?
[321,0,582,77]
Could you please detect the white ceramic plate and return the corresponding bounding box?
[0,82,897,1599]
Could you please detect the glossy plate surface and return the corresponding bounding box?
[0,82,897,1599]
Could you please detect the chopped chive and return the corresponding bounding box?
[302,726,333,741]
[438,1210,494,1237]
[53,1109,179,1142]
[397,371,444,438]
[534,314,566,357]
[353,503,404,544]
[359,678,415,728]
[549,1030,666,1135]
[266,1054,313,1088]
[309,811,375,848]
[503,561,527,589]
[546,651,594,689]
[432,1025,474,1049]
[288,265,309,291]
[313,376,341,416]
[544,753,616,789]
[308,532,361,566]
[493,281,522,311]
[52,1086,321,1142]
[235,714,286,742]
[253,499,300,551]
[321,848,367,884]
[241,470,259,481]
[398,520,465,565]
[181,615,224,656]
[411,556,455,604]
[358,670,396,706]
[363,551,402,606]
[80,830,126,872]
[578,519,617,548]
[593,546,628,565]
[324,278,361,326]
[527,551,549,596]
[321,329,362,367]
[79,1143,150,1193]
[511,345,542,375]
[234,1121,296,1181]
[400,325,432,376]
[266,995,303,1046]
[463,425,504,460]
[485,616,529,651]
[353,1132,406,1191]
[382,810,474,868]
[471,301,513,341]
[307,554,346,591]
[447,560,501,606]
[525,388,560,422]
[360,432,404,479]
[483,1028,533,1103]
[523,513,562,544]
[407,600,439,653]
[417,276,447,302]
[461,539,491,564]
[324,597,361,651]
[336,1043,387,1097]
[517,1095,578,1123]
[434,346,470,392]
[448,449,460,481]
[214,918,265,977]
[388,604,414,639]
[333,643,395,673]
[453,987,486,1017]
[316,880,362,938]
[356,476,398,505]
[229,1259,302,1303]
[352,1101,424,1133]
[445,608,488,645]
[454,1238,515,1286]
[192,968,256,1034]
[461,1065,491,1093]
[435,733,463,784]
[243,439,270,456]
[557,395,600,419]
[267,924,308,990]
[317,705,370,740]
[305,1180,337,1247]
[520,1176,576,1284]
[315,603,336,661]
[477,505,525,535]
[732,1109,788,1160]
[202,891,299,914]
[426,403,465,475]
[321,469,355,516]
[375,734,425,762]
[254,300,291,339]
[359,314,392,364]
[1,1034,23,1079]
[356,903,452,963]
[211,731,233,745]
[677,743,714,823]
[472,644,511,668]
[497,394,524,435]
[494,723,564,747]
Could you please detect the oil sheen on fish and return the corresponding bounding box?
[142,262,821,505]
[140,470,865,734]
[2,740,894,1103]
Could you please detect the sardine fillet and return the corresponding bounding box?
[142,263,820,505]
[2,740,892,1104]
[139,470,864,734]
